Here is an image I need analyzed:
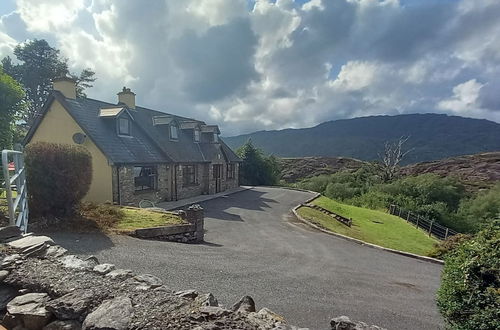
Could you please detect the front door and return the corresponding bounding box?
[213,164,222,193]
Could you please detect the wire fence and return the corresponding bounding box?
[388,204,458,240]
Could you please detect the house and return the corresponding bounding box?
[24,77,241,205]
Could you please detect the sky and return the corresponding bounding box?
[0,0,499,136]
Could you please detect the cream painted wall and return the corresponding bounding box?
[29,100,113,203]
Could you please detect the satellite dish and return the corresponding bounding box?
[72,132,86,144]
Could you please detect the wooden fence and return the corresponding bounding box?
[388,204,457,240]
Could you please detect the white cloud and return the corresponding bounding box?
[16,0,85,32]
[330,61,378,91]
[438,79,484,113]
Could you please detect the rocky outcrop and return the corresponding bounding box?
[330,316,386,330]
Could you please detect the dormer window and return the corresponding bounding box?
[194,129,200,142]
[118,117,130,136]
[170,124,178,140]
[213,133,218,143]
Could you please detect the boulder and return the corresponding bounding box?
[6,293,51,330]
[8,236,54,252]
[0,270,9,282]
[174,289,198,299]
[46,290,95,321]
[231,296,256,313]
[330,316,386,330]
[59,256,96,270]
[1,253,22,268]
[199,306,231,318]
[194,293,218,307]
[82,296,133,330]
[104,269,133,279]
[43,246,68,258]
[0,226,22,241]
[132,274,162,289]
[43,320,81,330]
[247,308,286,329]
[92,264,115,275]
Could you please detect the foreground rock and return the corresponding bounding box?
[0,232,386,329]
[331,316,387,330]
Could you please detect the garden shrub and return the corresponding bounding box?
[25,142,92,216]
[427,233,472,259]
[437,222,500,330]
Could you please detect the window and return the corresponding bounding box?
[118,117,130,135]
[194,129,200,142]
[213,133,218,143]
[227,163,236,179]
[134,166,157,191]
[170,124,178,140]
[182,165,197,186]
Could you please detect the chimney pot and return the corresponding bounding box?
[117,86,136,109]
[52,76,77,99]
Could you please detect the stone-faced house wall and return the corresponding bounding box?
[113,165,171,206]
[175,163,207,200]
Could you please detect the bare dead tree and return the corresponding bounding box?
[378,136,413,182]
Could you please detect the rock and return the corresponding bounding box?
[43,320,81,330]
[247,308,286,329]
[46,290,95,321]
[84,256,99,265]
[330,316,386,330]
[0,269,9,281]
[1,253,22,268]
[174,289,198,299]
[6,293,51,330]
[199,306,231,318]
[0,226,22,241]
[59,255,96,270]
[0,284,18,310]
[132,274,162,289]
[82,296,133,330]
[23,243,51,258]
[231,296,256,313]
[105,269,133,279]
[195,293,218,307]
[43,246,68,258]
[8,236,54,252]
[92,264,115,275]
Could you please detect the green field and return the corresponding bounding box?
[297,196,438,256]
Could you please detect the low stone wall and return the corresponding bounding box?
[133,205,204,243]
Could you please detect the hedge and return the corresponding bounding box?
[437,221,500,330]
[25,142,92,216]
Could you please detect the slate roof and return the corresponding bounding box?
[25,92,241,165]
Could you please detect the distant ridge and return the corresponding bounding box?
[224,113,500,164]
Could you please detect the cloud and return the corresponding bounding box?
[0,0,499,136]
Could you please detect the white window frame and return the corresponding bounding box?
[170,124,178,140]
[194,129,200,142]
[118,117,130,136]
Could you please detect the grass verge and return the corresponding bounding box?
[297,196,438,256]
[79,203,185,233]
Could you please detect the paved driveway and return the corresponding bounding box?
[48,187,443,330]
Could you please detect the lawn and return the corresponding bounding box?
[79,203,185,233]
[297,196,438,256]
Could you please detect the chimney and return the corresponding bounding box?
[117,87,136,109]
[52,77,77,99]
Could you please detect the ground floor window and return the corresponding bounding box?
[183,165,197,186]
[134,166,157,191]
[227,163,236,179]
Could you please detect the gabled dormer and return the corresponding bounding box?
[152,115,179,141]
[99,106,135,137]
[201,125,220,143]
[180,121,203,143]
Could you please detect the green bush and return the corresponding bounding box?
[437,222,500,330]
[236,140,281,186]
[25,142,92,216]
[427,233,472,259]
[456,184,500,232]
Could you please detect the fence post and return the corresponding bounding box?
[428,221,433,237]
[406,211,411,223]
[444,228,449,240]
[398,207,402,217]
[415,216,419,229]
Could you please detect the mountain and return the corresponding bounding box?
[224,113,500,164]
[279,157,366,183]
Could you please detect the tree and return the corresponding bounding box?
[236,140,281,186]
[378,136,412,182]
[0,65,25,150]
[2,39,96,126]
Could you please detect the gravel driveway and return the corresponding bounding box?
[47,187,444,330]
